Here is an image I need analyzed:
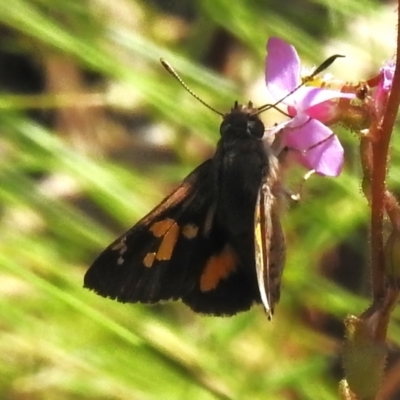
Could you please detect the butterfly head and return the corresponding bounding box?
[220,101,265,139]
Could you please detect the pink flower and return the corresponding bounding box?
[380,60,395,91]
[265,37,355,176]
[373,59,395,119]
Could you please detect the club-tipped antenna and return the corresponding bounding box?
[254,54,345,116]
[160,58,224,117]
[308,54,345,79]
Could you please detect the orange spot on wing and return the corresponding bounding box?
[155,222,179,261]
[143,252,156,268]
[112,239,126,251]
[182,224,198,239]
[150,219,175,237]
[200,245,238,292]
[111,237,128,265]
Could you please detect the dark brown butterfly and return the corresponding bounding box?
[85,56,342,317]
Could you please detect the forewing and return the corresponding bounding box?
[85,157,262,315]
[84,160,215,303]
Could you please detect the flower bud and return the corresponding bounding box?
[342,316,386,399]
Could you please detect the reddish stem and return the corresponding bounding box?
[370,2,400,301]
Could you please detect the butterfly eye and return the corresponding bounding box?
[219,120,231,136]
[248,119,265,138]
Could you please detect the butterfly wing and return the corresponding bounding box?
[84,159,260,315]
[85,160,214,303]
[254,180,286,317]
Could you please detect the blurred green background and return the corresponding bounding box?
[1,0,400,399]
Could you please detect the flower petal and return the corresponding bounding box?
[283,117,332,150]
[264,120,291,137]
[265,37,301,98]
[373,60,395,119]
[293,87,355,111]
[302,134,343,176]
[282,118,343,176]
[381,60,395,91]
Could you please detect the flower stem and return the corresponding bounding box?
[370,1,400,301]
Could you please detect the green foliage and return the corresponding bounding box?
[0,0,399,399]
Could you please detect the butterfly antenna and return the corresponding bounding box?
[160,58,224,117]
[254,54,345,116]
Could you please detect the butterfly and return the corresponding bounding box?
[84,99,285,317]
[84,56,340,317]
